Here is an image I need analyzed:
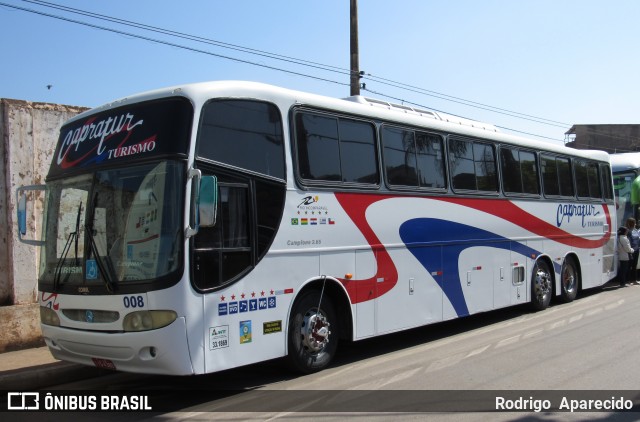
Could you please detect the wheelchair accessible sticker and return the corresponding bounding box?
[86,259,98,279]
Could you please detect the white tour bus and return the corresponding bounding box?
[17,81,616,375]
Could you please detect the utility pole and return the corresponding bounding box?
[350,0,360,96]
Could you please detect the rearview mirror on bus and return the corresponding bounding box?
[16,185,47,246]
[199,175,218,227]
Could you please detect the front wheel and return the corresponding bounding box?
[531,260,553,311]
[287,290,338,374]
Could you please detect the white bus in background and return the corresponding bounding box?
[610,152,640,228]
[17,81,616,375]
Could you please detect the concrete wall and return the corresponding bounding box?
[0,99,87,351]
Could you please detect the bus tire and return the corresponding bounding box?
[287,290,338,374]
[531,260,552,311]
[560,257,579,303]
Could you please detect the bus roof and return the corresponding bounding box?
[610,152,640,173]
[70,80,611,163]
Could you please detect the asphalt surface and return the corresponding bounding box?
[0,346,108,390]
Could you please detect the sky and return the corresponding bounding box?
[1,0,639,147]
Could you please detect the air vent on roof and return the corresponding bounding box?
[343,95,497,131]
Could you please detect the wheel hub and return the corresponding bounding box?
[534,269,551,299]
[301,310,331,353]
[564,273,575,292]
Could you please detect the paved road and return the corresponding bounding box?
[42,283,640,421]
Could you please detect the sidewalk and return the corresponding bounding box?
[0,346,107,390]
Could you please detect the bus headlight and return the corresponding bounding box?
[123,310,177,332]
[40,306,60,326]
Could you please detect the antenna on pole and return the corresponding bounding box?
[350,0,361,96]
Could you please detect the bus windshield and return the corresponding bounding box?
[40,161,185,291]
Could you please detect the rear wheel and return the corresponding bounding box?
[531,260,553,310]
[560,257,579,303]
[287,290,338,374]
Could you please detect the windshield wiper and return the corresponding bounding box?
[53,201,82,291]
[74,200,82,266]
[86,192,117,294]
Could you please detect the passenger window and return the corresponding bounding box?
[541,154,574,197]
[416,132,446,189]
[500,147,539,195]
[449,138,497,192]
[600,164,614,201]
[339,119,379,184]
[296,113,341,181]
[197,100,285,180]
[382,126,445,189]
[575,159,602,200]
[557,157,574,196]
[295,111,379,185]
[382,126,419,186]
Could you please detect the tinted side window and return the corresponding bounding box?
[541,154,574,197]
[296,113,341,181]
[601,164,614,201]
[295,111,379,185]
[449,138,497,192]
[575,159,602,200]
[587,162,601,199]
[500,147,539,195]
[520,151,539,194]
[382,126,419,186]
[381,126,446,189]
[197,100,285,180]
[415,132,446,189]
[338,119,379,184]
[557,157,574,196]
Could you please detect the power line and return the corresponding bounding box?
[7,0,570,133]
[0,1,350,88]
[21,0,354,79]
[4,0,639,146]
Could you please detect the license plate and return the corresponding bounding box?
[92,358,117,370]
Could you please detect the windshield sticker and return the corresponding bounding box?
[122,162,166,280]
[86,259,98,279]
[57,113,145,169]
[49,98,192,177]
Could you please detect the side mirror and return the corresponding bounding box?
[199,176,218,227]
